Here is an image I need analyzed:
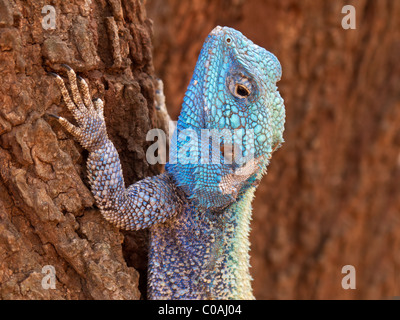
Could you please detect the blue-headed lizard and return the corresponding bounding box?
[51,26,285,300]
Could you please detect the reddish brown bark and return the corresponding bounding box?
[0,0,160,299]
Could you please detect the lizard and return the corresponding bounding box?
[50,26,285,300]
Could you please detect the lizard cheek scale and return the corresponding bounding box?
[52,26,285,300]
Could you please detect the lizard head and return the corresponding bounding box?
[166,26,285,212]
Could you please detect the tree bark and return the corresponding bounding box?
[0,0,160,299]
[147,0,400,299]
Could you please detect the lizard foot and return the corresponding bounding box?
[50,65,108,152]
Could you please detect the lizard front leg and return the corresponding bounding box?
[51,66,184,230]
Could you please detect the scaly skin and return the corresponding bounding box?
[51,26,285,300]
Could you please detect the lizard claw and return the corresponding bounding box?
[47,72,60,78]
[47,113,60,120]
[60,64,73,71]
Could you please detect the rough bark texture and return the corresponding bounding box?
[146,0,400,299]
[0,0,160,299]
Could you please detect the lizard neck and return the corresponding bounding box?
[225,187,255,299]
[202,186,255,299]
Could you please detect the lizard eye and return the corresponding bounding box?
[235,84,250,98]
[227,73,254,101]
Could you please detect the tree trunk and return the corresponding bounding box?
[0,0,160,299]
[147,0,400,299]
